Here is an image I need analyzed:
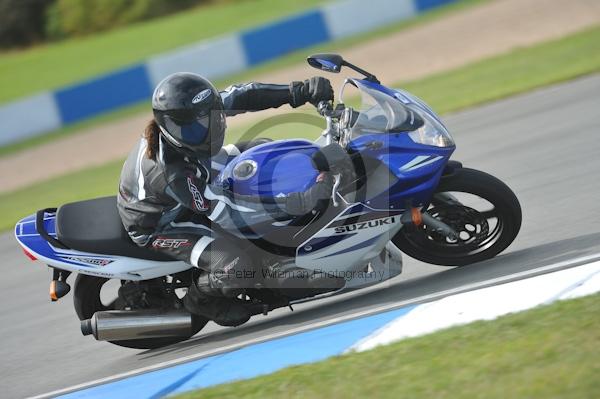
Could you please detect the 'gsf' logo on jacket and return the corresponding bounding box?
[187,176,208,211]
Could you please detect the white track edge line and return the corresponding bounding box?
[30,252,600,399]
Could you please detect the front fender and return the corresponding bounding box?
[442,160,463,178]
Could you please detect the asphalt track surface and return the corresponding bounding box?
[1,75,599,398]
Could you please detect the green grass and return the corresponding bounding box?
[177,293,600,399]
[1,26,599,232]
[0,0,488,158]
[0,0,326,105]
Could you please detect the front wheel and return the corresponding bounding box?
[73,275,207,349]
[392,167,522,266]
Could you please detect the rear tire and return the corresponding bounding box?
[73,274,207,349]
[392,167,521,266]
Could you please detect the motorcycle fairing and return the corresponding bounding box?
[15,212,191,281]
[295,202,403,272]
[338,78,456,209]
[348,132,454,209]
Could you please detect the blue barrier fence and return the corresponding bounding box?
[0,0,456,147]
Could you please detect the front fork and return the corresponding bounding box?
[399,160,464,240]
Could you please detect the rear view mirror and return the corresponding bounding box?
[307,53,343,73]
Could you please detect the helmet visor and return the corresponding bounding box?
[162,114,210,147]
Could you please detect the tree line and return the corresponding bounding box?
[0,0,205,49]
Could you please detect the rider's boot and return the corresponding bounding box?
[183,272,251,327]
[183,239,254,327]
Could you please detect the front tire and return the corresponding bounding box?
[73,275,207,349]
[393,167,521,266]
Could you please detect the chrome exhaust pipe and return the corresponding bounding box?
[81,309,193,341]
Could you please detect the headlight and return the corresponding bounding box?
[408,110,455,147]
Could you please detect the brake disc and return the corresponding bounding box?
[425,205,489,247]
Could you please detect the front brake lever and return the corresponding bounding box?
[332,174,341,207]
[317,101,332,116]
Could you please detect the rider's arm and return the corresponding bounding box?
[209,144,241,176]
[163,160,275,220]
[220,77,334,117]
[164,163,211,213]
[284,143,352,215]
[213,174,334,218]
[191,175,332,225]
[220,83,289,117]
[284,173,333,216]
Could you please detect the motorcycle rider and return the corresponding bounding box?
[117,72,335,327]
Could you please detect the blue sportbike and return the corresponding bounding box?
[14,54,521,349]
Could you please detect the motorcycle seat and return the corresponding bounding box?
[55,196,172,261]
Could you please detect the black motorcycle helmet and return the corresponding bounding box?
[152,72,226,158]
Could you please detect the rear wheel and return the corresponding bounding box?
[73,274,207,349]
[392,167,521,266]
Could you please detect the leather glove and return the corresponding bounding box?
[289,76,334,108]
[285,173,333,216]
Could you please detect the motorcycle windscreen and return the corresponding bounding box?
[348,80,424,136]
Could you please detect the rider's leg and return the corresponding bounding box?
[145,227,252,326]
[184,238,259,326]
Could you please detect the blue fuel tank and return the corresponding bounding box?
[215,139,320,196]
